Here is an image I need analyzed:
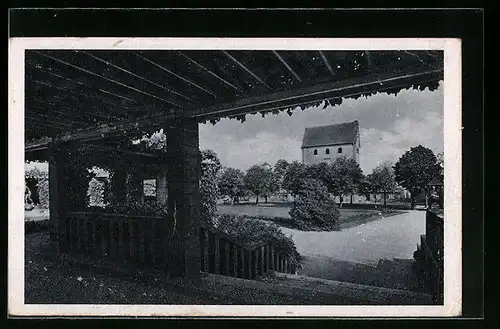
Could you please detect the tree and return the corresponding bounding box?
[330,157,364,207]
[289,178,340,230]
[394,145,440,209]
[274,159,290,198]
[282,161,308,197]
[218,167,246,205]
[244,164,278,205]
[368,161,396,206]
[200,149,222,224]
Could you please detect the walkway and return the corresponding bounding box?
[282,210,427,291]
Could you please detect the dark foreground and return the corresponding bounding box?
[25,231,432,305]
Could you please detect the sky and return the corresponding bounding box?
[199,81,444,175]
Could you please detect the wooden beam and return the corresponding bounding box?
[25,111,178,151]
[221,50,270,88]
[80,143,161,158]
[80,51,196,103]
[132,52,217,97]
[177,51,243,92]
[33,51,184,108]
[191,66,443,120]
[319,51,335,76]
[272,51,302,82]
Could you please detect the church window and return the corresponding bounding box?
[325,148,330,155]
[338,147,343,154]
[313,149,318,155]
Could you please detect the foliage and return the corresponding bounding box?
[282,161,309,197]
[394,145,440,209]
[330,157,364,206]
[25,166,49,208]
[289,178,340,231]
[89,200,169,217]
[367,161,396,206]
[273,159,290,192]
[200,149,222,225]
[218,167,246,204]
[214,214,302,273]
[244,164,279,204]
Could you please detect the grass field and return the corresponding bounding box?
[218,204,403,231]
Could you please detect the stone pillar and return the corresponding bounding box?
[126,169,144,204]
[111,165,127,204]
[166,118,201,277]
[48,142,67,252]
[156,167,168,204]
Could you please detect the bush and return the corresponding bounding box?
[289,179,340,231]
[213,214,302,273]
[87,200,168,217]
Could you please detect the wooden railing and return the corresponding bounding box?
[199,223,294,280]
[64,212,173,270]
[420,209,444,303]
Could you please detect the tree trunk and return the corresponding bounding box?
[383,192,387,206]
[374,194,377,204]
[339,195,343,208]
[265,195,268,203]
[425,192,429,209]
[255,195,259,205]
[231,197,234,206]
[410,194,416,210]
[350,193,353,205]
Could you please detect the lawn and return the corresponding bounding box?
[218,205,403,231]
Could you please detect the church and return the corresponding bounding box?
[301,120,360,166]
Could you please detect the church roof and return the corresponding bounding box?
[301,121,359,148]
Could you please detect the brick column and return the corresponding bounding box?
[48,142,68,252]
[166,118,201,277]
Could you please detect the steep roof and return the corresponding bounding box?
[302,121,359,148]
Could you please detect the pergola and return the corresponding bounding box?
[24,49,443,277]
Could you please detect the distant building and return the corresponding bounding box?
[301,120,360,165]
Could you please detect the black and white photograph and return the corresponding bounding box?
[9,37,462,317]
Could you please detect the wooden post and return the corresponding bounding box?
[219,239,228,276]
[259,246,265,275]
[251,249,258,278]
[166,119,201,278]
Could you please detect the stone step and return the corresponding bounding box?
[272,273,433,305]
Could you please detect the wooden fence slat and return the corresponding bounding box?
[263,245,268,272]
[270,247,275,271]
[259,247,264,276]
[199,227,206,272]
[237,246,244,278]
[252,249,258,278]
[229,242,237,277]
[219,239,228,276]
[208,231,216,273]
[246,250,252,279]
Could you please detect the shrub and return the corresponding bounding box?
[213,214,302,273]
[289,178,340,231]
[87,200,168,217]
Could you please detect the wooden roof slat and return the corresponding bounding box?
[272,51,302,82]
[80,51,196,103]
[28,60,139,105]
[27,55,161,114]
[133,52,217,98]
[319,51,335,77]
[27,80,128,122]
[177,51,242,92]
[33,51,183,109]
[221,50,271,89]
